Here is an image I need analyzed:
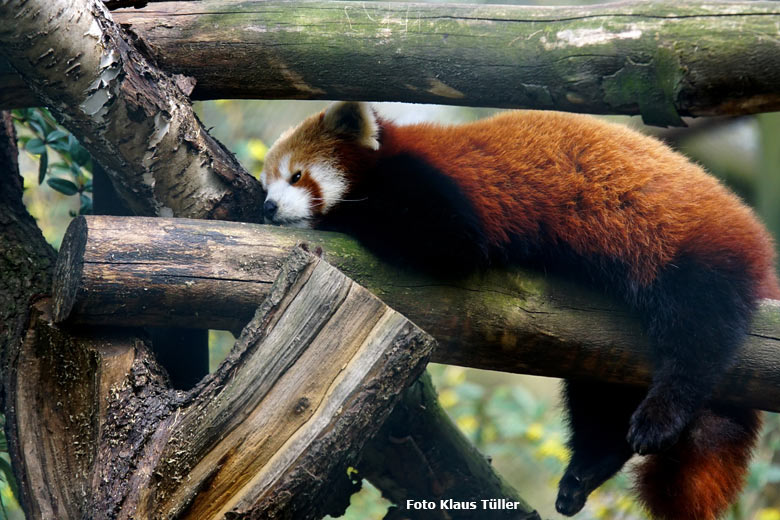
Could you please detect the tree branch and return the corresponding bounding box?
[0,0,264,221]
[3,1,780,123]
[53,215,780,413]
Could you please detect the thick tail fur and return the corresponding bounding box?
[635,407,762,520]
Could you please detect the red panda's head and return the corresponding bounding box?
[261,101,379,228]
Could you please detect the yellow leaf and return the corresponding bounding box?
[536,437,569,462]
[525,422,544,442]
[456,414,479,434]
[443,366,466,386]
[248,138,268,161]
[757,509,780,520]
[438,389,458,408]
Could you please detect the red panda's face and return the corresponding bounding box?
[261,102,379,228]
[260,147,348,228]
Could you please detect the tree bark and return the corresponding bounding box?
[93,161,210,389]
[0,110,59,515]
[3,1,780,124]
[11,301,144,519]
[0,0,264,221]
[53,215,780,413]
[99,248,435,519]
[9,247,440,519]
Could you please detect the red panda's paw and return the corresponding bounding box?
[555,473,588,517]
[627,395,688,455]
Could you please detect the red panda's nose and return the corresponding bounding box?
[263,200,278,219]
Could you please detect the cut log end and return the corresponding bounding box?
[53,215,87,323]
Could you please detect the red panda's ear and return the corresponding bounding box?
[322,101,379,151]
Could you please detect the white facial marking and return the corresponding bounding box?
[308,162,348,213]
[259,169,267,189]
[278,153,292,178]
[266,179,312,225]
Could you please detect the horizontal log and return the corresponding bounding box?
[3,1,780,122]
[53,215,780,412]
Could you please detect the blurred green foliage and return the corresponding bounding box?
[0,417,23,520]
[12,108,93,217]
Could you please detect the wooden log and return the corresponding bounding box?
[4,1,780,122]
[53,215,780,413]
[12,300,143,519]
[24,247,438,518]
[113,247,435,519]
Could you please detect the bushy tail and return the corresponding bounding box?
[635,407,761,520]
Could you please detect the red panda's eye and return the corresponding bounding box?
[291,171,302,184]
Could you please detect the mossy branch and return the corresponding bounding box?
[53,215,780,413]
[3,0,780,124]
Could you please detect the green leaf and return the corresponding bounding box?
[70,162,83,179]
[46,129,68,142]
[47,177,79,196]
[0,457,20,510]
[79,193,93,215]
[27,119,44,136]
[70,141,90,167]
[38,150,48,184]
[30,109,52,136]
[48,138,71,154]
[25,138,46,155]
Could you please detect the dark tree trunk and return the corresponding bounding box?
[0,110,57,513]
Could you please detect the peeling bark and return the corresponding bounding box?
[0,0,264,220]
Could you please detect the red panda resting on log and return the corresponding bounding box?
[261,101,780,519]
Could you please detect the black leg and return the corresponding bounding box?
[556,380,643,516]
[628,258,755,454]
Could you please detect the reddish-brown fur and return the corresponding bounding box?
[266,106,780,519]
[347,111,779,519]
[637,408,762,520]
[377,111,779,295]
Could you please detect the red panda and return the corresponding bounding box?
[261,101,780,520]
